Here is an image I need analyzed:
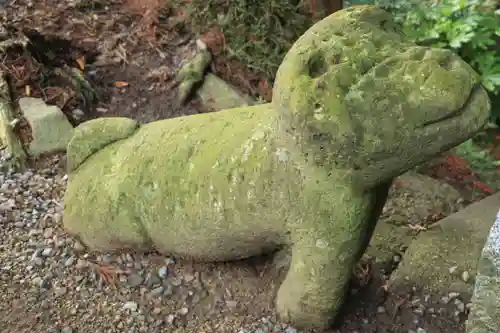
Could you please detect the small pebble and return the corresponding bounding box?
[43,227,53,238]
[165,314,175,325]
[163,282,174,297]
[32,257,44,266]
[170,277,182,286]
[158,266,168,278]
[54,287,67,297]
[73,241,85,252]
[226,300,238,308]
[64,256,75,267]
[413,307,425,316]
[127,274,143,287]
[454,299,465,313]
[148,286,164,298]
[461,271,470,282]
[72,108,84,119]
[31,276,43,286]
[122,301,138,312]
[41,247,53,257]
[183,274,195,283]
[448,265,458,275]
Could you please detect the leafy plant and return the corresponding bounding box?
[455,139,500,170]
[452,137,500,194]
[175,0,314,92]
[377,0,500,124]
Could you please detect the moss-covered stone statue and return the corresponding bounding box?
[63,5,491,330]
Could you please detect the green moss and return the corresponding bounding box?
[64,104,295,256]
[390,224,476,294]
[176,50,212,104]
[66,117,139,172]
[272,7,490,188]
[366,221,413,262]
[390,194,500,294]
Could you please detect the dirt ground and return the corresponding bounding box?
[0,0,203,126]
[0,1,499,333]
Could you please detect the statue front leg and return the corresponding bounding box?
[276,244,351,330]
[276,184,381,330]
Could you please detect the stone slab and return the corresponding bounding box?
[196,73,254,111]
[367,171,464,263]
[19,97,74,156]
[390,192,500,294]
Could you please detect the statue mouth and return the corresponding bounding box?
[420,84,483,128]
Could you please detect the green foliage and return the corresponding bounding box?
[176,0,314,87]
[453,138,500,193]
[455,139,500,170]
[377,0,500,123]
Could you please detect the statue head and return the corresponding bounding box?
[272,6,491,188]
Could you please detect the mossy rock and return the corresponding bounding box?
[390,193,500,294]
[367,171,464,262]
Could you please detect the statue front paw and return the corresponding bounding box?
[275,268,337,331]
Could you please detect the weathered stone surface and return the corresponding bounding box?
[63,6,491,330]
[390,193,500,295]
[176,45,212,105]
[0,74,26,170]
[466,208,500,333]
[19,97,74,156]
[197,73,254,111]
[367,171,464,262]
[66,117,138,172]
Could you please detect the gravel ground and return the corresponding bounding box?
[0,147,474,333]
[0,148,301,333]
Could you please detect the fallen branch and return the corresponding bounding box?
[0,71,27,170]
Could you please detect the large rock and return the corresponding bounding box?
[196,73,255,111]
[467,207,500,333]
[390,192,500,294]
[19,97,74,156]
[62,6,491,330]
[367,171,464,262]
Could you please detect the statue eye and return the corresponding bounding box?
[307,52,327,78]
